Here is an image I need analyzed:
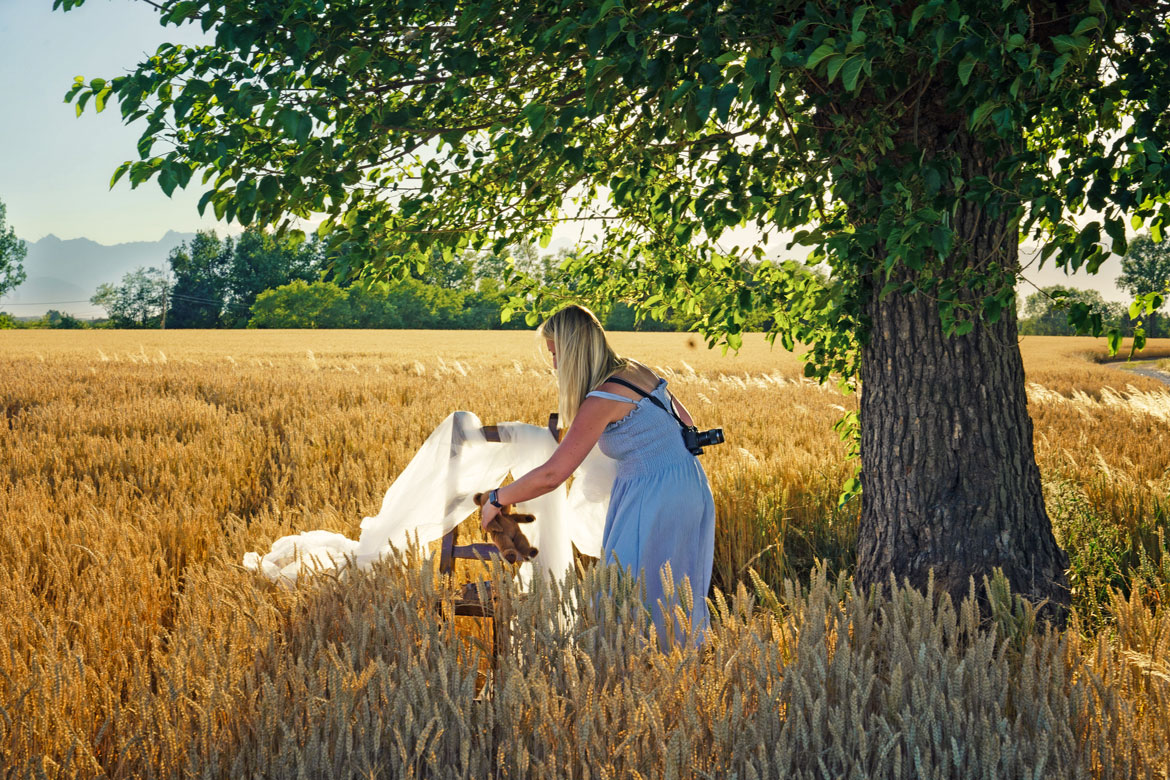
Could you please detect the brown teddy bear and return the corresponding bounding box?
[472,492,539,564]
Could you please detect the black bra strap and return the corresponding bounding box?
[603,376,687,429]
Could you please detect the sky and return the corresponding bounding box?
[0,0,1135,302]
[0,0,225,245]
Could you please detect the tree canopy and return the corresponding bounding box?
[91,267,170,328]
[1118,232,1170,337]
[59,0,1170,373]
[0,199,28,299]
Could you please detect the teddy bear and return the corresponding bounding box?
[472,492,539,564]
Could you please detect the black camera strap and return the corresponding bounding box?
[602,376,690,430]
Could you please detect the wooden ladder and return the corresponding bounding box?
[437,415,560,663]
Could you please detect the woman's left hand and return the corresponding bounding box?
[480,501,500,531]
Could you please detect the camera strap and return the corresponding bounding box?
[602,376,689,430]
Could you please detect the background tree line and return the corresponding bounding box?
[71,227,779,331]
[1018,235,1170,339]
[8,225,1169,334]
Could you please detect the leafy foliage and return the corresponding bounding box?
[1118,232,1170,338]
[0,199,28,299]
[167,231,234,328]
[91,267,170,328]
[248,277,519,329]
[1019,285,1131,336]
[57,0,1170,375]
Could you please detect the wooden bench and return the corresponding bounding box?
[438,415,560,663]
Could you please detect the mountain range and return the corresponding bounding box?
[1,231,196,318]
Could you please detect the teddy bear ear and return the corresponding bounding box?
[472,492,485,506]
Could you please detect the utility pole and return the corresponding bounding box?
[160,271,169,330]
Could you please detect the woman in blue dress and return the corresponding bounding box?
[479,304,716,646]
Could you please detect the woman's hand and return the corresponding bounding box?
[480,501,500,531]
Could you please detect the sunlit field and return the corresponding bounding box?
[3,330,1169,777]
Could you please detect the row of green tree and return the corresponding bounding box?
[76,228,726,331]
[1018,235,1170,338]
[5,213,1168,335]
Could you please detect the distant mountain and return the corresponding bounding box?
[0,231,196,317]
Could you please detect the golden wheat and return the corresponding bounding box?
[2,330,1168,778]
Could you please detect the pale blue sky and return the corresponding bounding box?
[0,0,226,244]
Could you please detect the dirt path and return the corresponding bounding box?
[1113,358,1170,387]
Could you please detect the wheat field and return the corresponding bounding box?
[2,330,1169,778]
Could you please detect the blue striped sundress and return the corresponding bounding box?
[585,377,716,647]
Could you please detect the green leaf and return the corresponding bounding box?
[851,6,868,33]
[1107,328,1122,355]
[841,57,863,92]
[1052,35,1085,54]
[826,55,847,84]
[837,475,861,507]
[109,161,130,189]
[970,100,995,129]
[1073,17,1099,36]
[714,84,737,122]
[909,5,926,33]
[523,103,548,132]
[957,55,977,86]
[259,176,279,201]
[1052,53,1071,79]
[295,115,312,144]
[805,44,836,70]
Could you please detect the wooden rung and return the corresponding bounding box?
[481,417,560,444]
[452,543,500,560]
[453,601,494,618]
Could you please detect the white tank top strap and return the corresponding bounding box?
[586,390,638,404]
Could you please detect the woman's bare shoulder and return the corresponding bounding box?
[602,360,660,395]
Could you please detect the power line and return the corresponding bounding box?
[2,293,249,310]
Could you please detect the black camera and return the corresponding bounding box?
[681,426,725,456]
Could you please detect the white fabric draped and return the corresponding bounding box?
[243,411,616,586]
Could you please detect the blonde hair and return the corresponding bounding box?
[538,304,628,426]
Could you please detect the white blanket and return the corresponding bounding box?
[243,411,616,586]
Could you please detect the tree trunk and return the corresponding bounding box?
[854,132,1070,623]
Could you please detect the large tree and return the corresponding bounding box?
[1118,233,1170,337]
[0,199,28,299]
[222,227,322,325]
[60,0,1170,619]
[168,230,233,328]
[91,266,170,328]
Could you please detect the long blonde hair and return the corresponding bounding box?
[538,304,627,426]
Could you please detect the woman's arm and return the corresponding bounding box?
[480,396,623,528]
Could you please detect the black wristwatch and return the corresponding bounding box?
[488,488,503,509]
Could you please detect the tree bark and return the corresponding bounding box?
[854,131,1070,623]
